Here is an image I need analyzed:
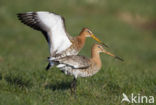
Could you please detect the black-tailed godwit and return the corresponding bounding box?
[17,11,108,70]
[52,43,123,94]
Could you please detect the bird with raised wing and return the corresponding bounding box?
[52,43,123,95]
[17,11,108,70]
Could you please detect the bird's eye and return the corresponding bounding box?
[87,30,91,34]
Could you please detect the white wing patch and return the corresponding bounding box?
[36,12,72,55]
[18,11,72,57]
[57,64,65,68]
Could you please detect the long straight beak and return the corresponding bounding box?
[103,50,124,61]
[91,34,109,48]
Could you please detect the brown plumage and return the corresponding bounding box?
[17,11,108,70]
[52,43,123,95]
[53,28,108,58]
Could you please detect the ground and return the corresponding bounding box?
[0,0,156,105]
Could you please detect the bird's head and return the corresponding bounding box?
[81,28,109,48]
[93,43,124,61]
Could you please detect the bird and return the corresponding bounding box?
[17,11,108,70]
[52,43,123,95]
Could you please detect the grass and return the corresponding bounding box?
[0,0,156,105]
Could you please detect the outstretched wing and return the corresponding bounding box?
[54,55,91,69]
[17,11,72,56]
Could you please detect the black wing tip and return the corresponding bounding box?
[16,13,27,20]
[16,12,35,17]
[16,12,40,28]
[16,13,27,17]
[16,13,22,19]
[115,56,124,62]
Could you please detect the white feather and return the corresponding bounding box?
[57,64,65,68]
[36,12,72,56]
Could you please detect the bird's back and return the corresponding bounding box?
[53,55,100,78]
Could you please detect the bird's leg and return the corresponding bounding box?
[70,77,77,96]
[46,62,51,70]
[45,57,55,70]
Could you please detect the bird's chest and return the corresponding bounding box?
[63,42,80,55]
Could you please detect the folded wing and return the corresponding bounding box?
[17,11,72,56]
[54,55,91,69]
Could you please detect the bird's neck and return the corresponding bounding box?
[76,34,86,49]
[91,50,102,69]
